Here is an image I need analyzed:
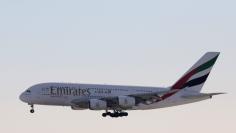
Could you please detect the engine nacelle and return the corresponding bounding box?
[118,96,136,108]
[89,99,107,110]
[71,106,87,110]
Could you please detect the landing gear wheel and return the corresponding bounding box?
[29,104,34,113]
[102,113,107,117]
[102,110,128,118]
[114,112,119,118]
[110,113,115,118]
[30,109,35,113]
[106,112,111,116]
[119,112,127,117]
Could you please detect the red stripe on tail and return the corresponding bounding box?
[171,69,197,90]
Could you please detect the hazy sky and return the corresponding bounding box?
[0,0,235,133]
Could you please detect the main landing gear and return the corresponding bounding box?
[102,110,128,118]
[29,104,34,113]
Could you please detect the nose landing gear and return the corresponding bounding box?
[29,104,34,113]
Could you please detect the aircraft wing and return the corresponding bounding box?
[101,89,179,108]
[128,89,178,105]
[71,89,178,110]
[130,89,178,99]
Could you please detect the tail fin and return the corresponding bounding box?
[171,52,220,93]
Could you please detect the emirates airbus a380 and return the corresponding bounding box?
[19,52,224,118]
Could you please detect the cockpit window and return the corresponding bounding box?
[26,90,31,93]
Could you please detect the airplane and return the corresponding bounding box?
[19,52,224,118]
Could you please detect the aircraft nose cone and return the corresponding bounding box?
[19,93,27,103]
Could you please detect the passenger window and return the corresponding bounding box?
[26,90,31,93]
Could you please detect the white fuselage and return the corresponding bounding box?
[19,83,209,110]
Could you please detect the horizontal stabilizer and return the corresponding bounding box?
[182,92,225,99]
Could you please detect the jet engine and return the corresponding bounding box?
[89,99,107,110]
[71,106,87,110]
[118,96,136,108]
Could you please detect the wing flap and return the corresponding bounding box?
[71,99,89,108]
[130,89,178,98]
